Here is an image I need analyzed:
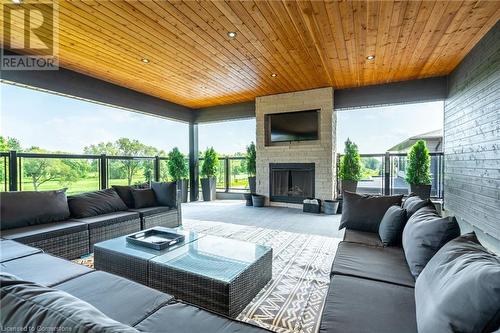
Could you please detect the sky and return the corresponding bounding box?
[1,83,443,155]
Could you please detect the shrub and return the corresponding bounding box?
[201,147,219,178]
[246,142,256,177]
[405,140,431,185]
[339,139,362,181]
[167,147,188,181]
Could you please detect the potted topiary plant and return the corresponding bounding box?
[167,147,188,203]
[246,142,256,193]
[405,140,432,199]
[339,138,362,194]
[200,147,219,201]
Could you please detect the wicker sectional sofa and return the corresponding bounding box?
[0,183,182,259]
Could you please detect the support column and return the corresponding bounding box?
[189,123,199,201]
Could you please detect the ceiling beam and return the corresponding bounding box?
[194,101,256,123]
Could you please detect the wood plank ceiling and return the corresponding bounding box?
[2,0,499,109]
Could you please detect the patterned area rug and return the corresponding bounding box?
[74,219,341,333]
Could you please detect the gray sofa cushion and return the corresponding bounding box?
[134,301,269,333]
[68,188,128,218]
[0,253,92,287]
[1,220,88,244]
[331,241,415,287]
[415,233,500,333]
[112,185,136,208]
[340,191,403,233]
[129,206,172,218]
[319,275,417,333]
[378,206,407,246]
[151,181,177,207]
[0,190,70,230]
[0,239,42,263]
[71,211,140,229]
[402,194,434,219]
[0,273,138,333]
[131,188,157,209]
[55,271,173,326]
[402,206,460,278]
[343,229,383,247]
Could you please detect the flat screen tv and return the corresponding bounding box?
[268,110,319,143]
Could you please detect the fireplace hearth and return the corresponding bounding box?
[269,163,315,204]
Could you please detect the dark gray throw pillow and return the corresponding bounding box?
[0,189,70,230]
[402,205,460,278]
[403,194,434,219]
[112,185,135,208]
[151,181,177,207]
[131,188,157,209]
[378,205,407,246]
[339,191,404,233]
[415,233,500,333]
[67,188,128,218]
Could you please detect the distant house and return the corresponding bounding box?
[388,130,443,197]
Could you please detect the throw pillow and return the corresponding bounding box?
[415,233,500,333]
[68,188,128,218]
[0,189,70,230]
[111,185,135,208]
[131,188,157,209]
[403,194,434,219]
[402,205,460,278]
[151,181,177,207]
[378,205,407,246]
[339,191,404,233]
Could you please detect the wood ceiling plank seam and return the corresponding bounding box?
[236,1,316,89]
[373,0,394,85]
[310,0,344,88]
[324,0,351,89]
[365,0,381,85]
[281,1,332,86]
[296,0,336,86]
[352,0,367,86]
[211,0,303,91]
[338,0,359,88]
[112,1,268,96]
[254,0,322,87]
[167,2,292,93]
[382,0,407,85]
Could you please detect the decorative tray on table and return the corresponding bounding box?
[126,228,185,250]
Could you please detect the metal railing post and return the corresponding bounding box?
[154,156,160,182]
[224,158,230,192]
[8,150,18,191]
[100,154,108,189]
[384,152,390,195]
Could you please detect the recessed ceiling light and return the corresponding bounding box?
[227,31,237,39]
[141,58,150,64]
[271,73,278,77]
[366,55,375,60]
[12,0,22,3]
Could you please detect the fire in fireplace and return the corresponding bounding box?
[269,163,315,203]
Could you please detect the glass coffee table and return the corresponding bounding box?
[94,227,272,317]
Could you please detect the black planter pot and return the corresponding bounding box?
[243,193,253,206]
[252,194,265,207]
[341,180,358,194]
[409,184,432,200]
[201,177,216,201]
[176,179,188,203]
[323,200,340,215]
[248,176,256,193]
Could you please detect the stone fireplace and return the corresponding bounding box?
[255,87,336,207]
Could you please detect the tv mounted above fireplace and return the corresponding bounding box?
[266,109,319,143]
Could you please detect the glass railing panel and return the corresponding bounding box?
[228,158,249,191]
[0,155,9,192]
[356,156,385,195]
[107,158,155,187]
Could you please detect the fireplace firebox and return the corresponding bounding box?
[269,163,315,204]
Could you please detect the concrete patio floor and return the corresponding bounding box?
[182,200,343,238]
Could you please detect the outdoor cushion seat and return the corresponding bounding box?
[129,206,172,218]
[319,275,417,333]
[343,229,383,247]
[0,239,41,263]
[134,301,271,333]
[331,241,415,287]
[71,211,141,229]
[1,220,87,244]
[0,253,92,287]
[55,271,174,327]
